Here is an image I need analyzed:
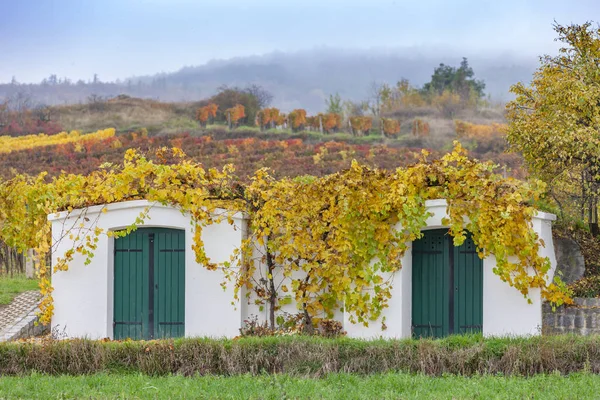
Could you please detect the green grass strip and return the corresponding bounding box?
[1,372,600,399]
[0,275,39,305]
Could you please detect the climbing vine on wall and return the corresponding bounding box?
[0,141,571,327]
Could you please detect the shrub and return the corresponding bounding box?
[239,315,286,337]
[317,319,345,338]
[239,314,345,338]
[2,335,600,377]
[570,276,600,298]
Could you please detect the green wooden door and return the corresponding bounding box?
[113,228,185,340]
[113,230,150,340]
[412,229,483,338]
[154,229,186,339]
[453,234,483,334]
[412,229,450,338]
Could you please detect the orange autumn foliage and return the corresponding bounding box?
[257,108,282,130]
[322,113,342,133]
[307,113,342,133]
[196,103,218,126]
[454,120,506,141]
[226,104,246,127]
[288,109,307,131]
[381,118,401,137]
[350,116,372,136]
[412,119,430,137]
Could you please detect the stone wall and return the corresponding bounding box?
[553,236,586,284]
[0,310,48,342]
[543,298,600,335]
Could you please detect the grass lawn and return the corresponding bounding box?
[0,274,39,305]
[1,372,599,399]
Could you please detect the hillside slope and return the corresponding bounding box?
[0,96,521,180]
[0,50,535,112]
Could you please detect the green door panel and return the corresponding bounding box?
[412,229,483,338]
[113,228,185,340]
[412,229,450,338]
[113,230,150,340]
[154,229,186,339]
[454,234,483,335]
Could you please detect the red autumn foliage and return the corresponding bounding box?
[0,131,431,181]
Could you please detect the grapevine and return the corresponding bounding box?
[0,140,570,327]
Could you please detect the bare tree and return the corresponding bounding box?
[0,100,8,128]
[87,94,106,112]
[368,81,384,118]
[244,84,273,109]
[33,103,53,122]
[342,100,367,118]
[8,90,33,113]
[5,90,34,126]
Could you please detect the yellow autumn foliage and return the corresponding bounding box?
[455,120,506,141]
[506,22,600,230]
[0,141,571,327]
[0,128,115,154]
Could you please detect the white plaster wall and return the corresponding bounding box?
[482,216,557,336]
[50,200,246,339]
[342,255,409,339]
[343,200,557,339]
[344,200,447,338]
[243,242,344,329]
[51,199,557,340]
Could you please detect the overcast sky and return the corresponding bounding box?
[0,0,597,83]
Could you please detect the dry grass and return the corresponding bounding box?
[53,97,198,134]
[1,335,600,377]
[50,97,505,149]
[383,104,506,153]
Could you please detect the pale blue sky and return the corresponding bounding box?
[0,0,597,83]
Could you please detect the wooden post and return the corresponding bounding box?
[25,249,35,278]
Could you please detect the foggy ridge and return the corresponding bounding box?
[0,49,537,112]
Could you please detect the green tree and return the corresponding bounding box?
[422,58,485,102]
[207,86,260,126]
[506,22,600,234]
[325,93,343,114]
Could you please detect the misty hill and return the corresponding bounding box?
[0,49,536,113]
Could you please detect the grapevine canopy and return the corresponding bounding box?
[0,141,571,326]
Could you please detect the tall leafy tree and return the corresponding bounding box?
[506,22,600,233]
[208,86,260,125]
[422,58,485,102]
